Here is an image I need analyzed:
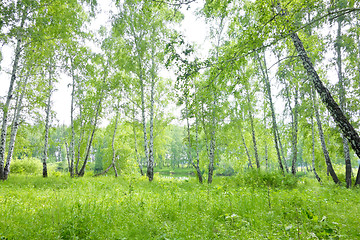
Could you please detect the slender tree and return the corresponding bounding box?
[42,59,54,178]
[335,14,352,188]
[256,52,285,173]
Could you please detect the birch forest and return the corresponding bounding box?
[1,0,360,239]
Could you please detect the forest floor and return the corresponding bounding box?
[1,171,359,239]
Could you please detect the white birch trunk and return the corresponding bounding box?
[311,105,322,183]
[241,130,253,168]
[4,70,30,179]
[69,59,76,177]
[311,86,340,184]
[42,62,53,178]
[75,106,84,175]
[256,52,284,172]
[132,105,144,176]
[208,91,217,184]
[94,110,119,177]
[194,109,203,183]
[185,92,203,183]
[147,51,155,181]
[336,18,352,187]
[245,87,260,168]
[78,96,103,177]
[291,88,299,175]
[0,38,23,180]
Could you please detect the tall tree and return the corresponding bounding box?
[3,66,31,180]
[0,4,26,180]
[42,58,54,178]
[256,52,285,173]
[113,0,181,181]
[335,9,352,188]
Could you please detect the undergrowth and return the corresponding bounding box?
[0,172,359,239]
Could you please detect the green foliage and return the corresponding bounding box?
[236,169,298,189]
[9,157,42,175]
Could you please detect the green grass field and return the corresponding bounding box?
[1,172,359,239]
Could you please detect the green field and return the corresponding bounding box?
[1,172,360,239]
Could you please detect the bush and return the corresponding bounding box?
[235,169,298,189]
[216,165,236,176]
[10,157,42,175]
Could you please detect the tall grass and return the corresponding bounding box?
[0,172,359,239]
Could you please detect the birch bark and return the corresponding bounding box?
[69,58,76,177]
[94,110,119,177]
[185,92,203,183]
[241,130,253,168]
[311,84,340,184]
[0,37,23,180]
[291,88,299,175]
[256,52,284,172]
[132,105,144,176]
[78,96,103,177]
[42,63,53,178]
[245,87,260,168]
[311,101,322,183]
[335,18,352,187]
[194,109,203,183]
[147,48,156,181]
[207,92,217,184]
[4,71,29,180]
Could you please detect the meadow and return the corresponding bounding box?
[1,171,360,239]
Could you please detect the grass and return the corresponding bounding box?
[0,172,360,239]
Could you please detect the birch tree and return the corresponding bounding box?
[113,0,181,181]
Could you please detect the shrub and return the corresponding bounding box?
[216,165,236,176]
[235,169,298,189]
[10,157,42,175]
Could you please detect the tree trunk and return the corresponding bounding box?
[185,92,203,183]
[75,107,85,175]
[336,18,352,188]
[263,101,269,171]
[42,65,53,178]
[69,59,76,178]
[208,91,217,184]
[0,38,22,180]
[290,32,360,184]
[139,74,149,178]
[111,109,119,177]
[245,86,260,168]
[311,102,322,183]
[358,20,360,85]
[78,95,103,177]
[265,142,268,170]
[95,110,119,177]
[132,105,144,176]
[276,127,289,173]
[241,130,253,168]
[65,140,71,172]
[356,18,360,186]
[147,48,156,182]
[185,94,193,165]
[200,102,210,158]
[291,88,299,175]
[194,108,203,183]
[3,70,30,180]
[311,86,340,184]
[256,52,284,172]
